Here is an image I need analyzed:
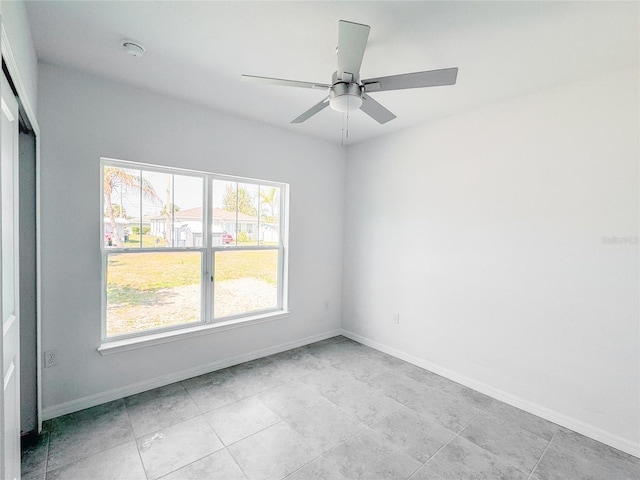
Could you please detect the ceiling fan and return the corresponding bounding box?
[242,20,458,125]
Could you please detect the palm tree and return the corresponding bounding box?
[160,203,181,245]
[104,167,161,246]
[223,184,257,216]
[259,187,278,224]
[111,205,126,218]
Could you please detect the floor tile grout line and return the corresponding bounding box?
[154,444,251,480]
[483,402,562,444]
[180,379,208,417]
[122,404,150,480]
[224,445,251,480]
[40,431,51,480]
[422,411,483,468]
[526,431,557,480]
[282,391,409,480]
[253,392,286,421]
[281,420,370,480]
[214,365,348,479]
[45,430,51,480]
[175,363,334,453]
[293,379,469,480]
[454,410,547,477]
[127,385,204,440]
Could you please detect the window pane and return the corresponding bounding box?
[213,249,278,319]
[212,179,237,246]
[143,170,171,248]
[103,166,142,247]
[259,185,280,245]
[168,174,204,247]
[106,251,202,337]
[117,170,204,249]
[237,182,259,245]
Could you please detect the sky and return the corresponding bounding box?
[108,166,278,219]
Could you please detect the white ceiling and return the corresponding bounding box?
[25,1,639,145]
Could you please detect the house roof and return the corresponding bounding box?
[127,216,154,224]
[103,217,129,225]
[150,207,258,223]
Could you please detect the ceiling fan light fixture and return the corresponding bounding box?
[329,83,362,112]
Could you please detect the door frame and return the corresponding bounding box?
[1,19,43,433]
[2,57,21,480]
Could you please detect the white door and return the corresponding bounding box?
[1,69,21,480]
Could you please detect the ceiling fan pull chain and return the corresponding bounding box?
[346,96,350,141]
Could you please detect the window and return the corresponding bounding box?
[101,159,287,340]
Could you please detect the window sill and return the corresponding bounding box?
[97,311,291,356]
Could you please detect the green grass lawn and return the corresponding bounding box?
[214,250,278,284]
[124,233,167,248]
[107,249,278,291]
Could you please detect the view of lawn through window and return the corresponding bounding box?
[102,159,286,339]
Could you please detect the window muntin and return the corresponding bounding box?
[101,159,287,341]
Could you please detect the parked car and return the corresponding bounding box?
[222,232,234,244]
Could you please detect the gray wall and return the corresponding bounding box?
[19,123,37,434]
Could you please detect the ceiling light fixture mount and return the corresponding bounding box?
[122,40,145,57]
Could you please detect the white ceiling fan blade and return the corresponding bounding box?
[337,20,370,81]
[242,75,330,90]
[291,96,330,123]
[360,93,396,124]
[363,67,458,92]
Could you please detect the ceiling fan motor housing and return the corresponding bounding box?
[329,82,363,112]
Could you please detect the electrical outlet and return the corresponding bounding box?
[44,350,58,368]
[393,313,400,324]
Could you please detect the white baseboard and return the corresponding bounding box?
[341,329,640,459]
[42,329,341,421]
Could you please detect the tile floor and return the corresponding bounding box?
[21,336,639,480]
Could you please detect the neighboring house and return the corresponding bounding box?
[211,207,260,238]
[103,217,128,242]
[149,207,202,243]
[148,207,274,246]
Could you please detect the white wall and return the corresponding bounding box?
[342,67,639,455]
[38,63,345,413]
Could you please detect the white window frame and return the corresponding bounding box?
[100,157,289,345]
